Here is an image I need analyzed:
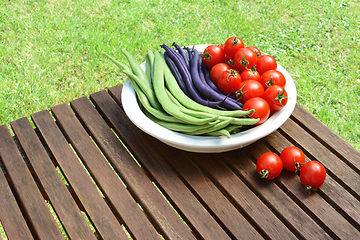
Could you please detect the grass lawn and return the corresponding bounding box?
[1,0,359,154]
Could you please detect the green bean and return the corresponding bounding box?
[123,70,162,110]
[103,52,131,72]
[205,129,231,138]
[162,54,254,118]
[127,77,186,123]
[121,49,151,86]
[146,49,155,83]
[152,51,218,125]
[219,116,259,125]
[187,118,234,136]
[165,88,220,119]
[165,87,258,125]
[144,110,219,133]
[225,124,244,134]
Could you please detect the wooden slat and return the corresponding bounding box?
[221,147,332,239]
[10,117,96,240]
[70,95,197,240]
[0,145,33,240]
[0,124,63,240]
[51,103,162,240]
[189,151,296,240]
[31,110,129,240]
[245,138,360,239]
[291,103,360,170]
[149,136,264,239]
[89,90,235,239]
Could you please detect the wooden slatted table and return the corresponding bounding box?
[0,84,359,240]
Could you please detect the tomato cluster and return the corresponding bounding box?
[202,37,289,125]
[256,146,327,193]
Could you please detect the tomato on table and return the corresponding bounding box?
[259,69,286,90]
[217,69,242,95]
[243,97,270,125]
[256,55,277,76]
[224,36,245,58]
[280,146,306,172]
[202,45,226,68]
[300,161,326,193]
[236,80,264,104]
[210,63,231,86]
[263,85,288,113]
[234,47,258,72]
[256,152,283,179]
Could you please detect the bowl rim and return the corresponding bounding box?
[121,44,297,153]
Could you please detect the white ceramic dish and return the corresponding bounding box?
[121,44,297,153]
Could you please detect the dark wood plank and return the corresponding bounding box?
[245,138,360,239]
[89,90,235,239]
[263,129,360,232]
[51,103,162,240]
[0,124,63,240]
[0,144,34,240]
[279,117,360,197]
[10,117,97,240]
[70,95,197,240]
[189,151,296,240]
[149,136,264,239]
[221,148,332,240]
[108,84,123,107]
[31,110,129,240]
[291,103,360,170]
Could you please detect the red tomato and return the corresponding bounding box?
[234,47,258,72]
[217,69,242,95]
[280,146,306,172]
[236,80,264,104]
[210,63,231,86]
[263,85,288,112]
[259,70,286,90]
[247,46,262,57]
[224,37,245,58]
[240,68,260,81]
[256,152,283,179]
[243,97,270,125]
[300,161,326,193]
[202,45,226,68]
[256,55,277,76]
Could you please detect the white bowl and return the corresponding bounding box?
[121,44,297,153]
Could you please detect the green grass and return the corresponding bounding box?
[1,0,359,151]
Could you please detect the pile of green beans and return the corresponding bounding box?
[103,49,259,138]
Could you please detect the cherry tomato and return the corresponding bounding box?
[256,152,283,179]
[240,68,260,81]
[210,63,231,86]
[236,80,264,104]
[234,47,258,72]
[256,55,277,76]
[259,70,286,90]
[263,85,288,113]
[202,45,226,68]
[247,46,262,57]
[243,97,270,125]
[217,69,242,95]
[280,146,306,172]
[224,37,245,58]
[300,161,326,193]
